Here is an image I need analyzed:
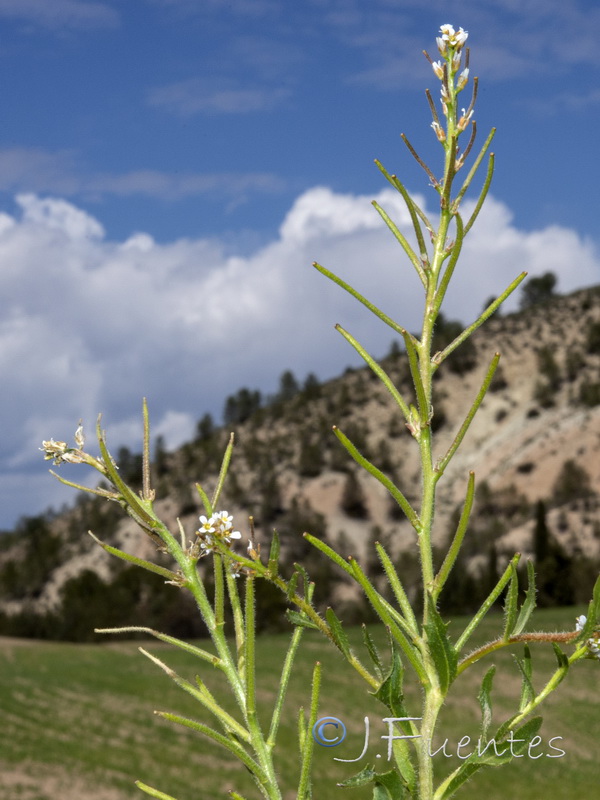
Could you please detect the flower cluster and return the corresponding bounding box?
[436,24,468,55]
[576,615,600,660]
[40,437,85,465]
[196,511,241,555]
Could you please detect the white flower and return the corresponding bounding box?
[213,511,233,530]
[196,510,242,552]
[198,515,215,535]
[438,24,468,50]
[576,615,587,632]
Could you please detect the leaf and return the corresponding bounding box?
[371,646,416,794]
[437,717,543,799]
[477,665,496,742]
[286,571,299,601]
[337,765,376,788]
[326,607,351,659]
[513,645,534,712]
[513,560,537,635]
[267,530,280,574]
[372,643,407,718]
[362,625,384,679]
[135,782,179,800]
[88,532,178,581]
[424,595,457,693]
[502,566,518,640]
[373,770,407,799]
[293,562,311,595]
[286,610,319,630]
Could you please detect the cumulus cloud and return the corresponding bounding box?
[1,187,599,528]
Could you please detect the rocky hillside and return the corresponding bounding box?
[1,284,599,637]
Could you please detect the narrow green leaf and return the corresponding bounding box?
[298,706,307,754]
[463,148,496,235]
[333,426,420,531]
[337,765,377,788]
[326,607,351,658]
[436,717,543,799]
[95,626,220,667]
[267,530,280,574]
[513,560,537,636]
[211,432,234,510]
[195,482,213,517]
[424,596,457,693]
[286,610,320,630]
[88,532,178,581]
[135,781,179,800]
[293,562,311,596]
[156,712,265,782]
[95,416,155,526]
[362,625,384,679]
[371,200,424,281]
[456,553,521,653]
[304,532,356,577]
[433,212,464,313]
[348,558,428,684]
[286,571,299,600]
[513,645,534,712]
[477,665,496,742]
[452,127,496,215]
[552,642,569,671]
[297,661,322,800]
[374,159,432,260]
[335,324,412,423]
[502,567,519,640]
[579,573,600,641]
[138,648,250,743]
[372,643,407,718]
[434,471,475,598]
[435,353,500,476]
[375,542,419,635]
[312,261,406,337]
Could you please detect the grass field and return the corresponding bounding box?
[0,606,597,800]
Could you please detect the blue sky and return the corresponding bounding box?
[2,0,600,529]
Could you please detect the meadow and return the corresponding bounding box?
[0,606,597,800]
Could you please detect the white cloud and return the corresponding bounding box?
[0,147,285,202]
[0,0,118,29]
[1,187,599,528]
[148,77,291,117]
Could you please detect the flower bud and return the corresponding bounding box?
[456,68,469,91]
[431,60,444,80]
[431,121,446,142]
[457,107,474,131]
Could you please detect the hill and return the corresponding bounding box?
[1,284,599,638]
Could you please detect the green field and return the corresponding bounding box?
[0,606,597,800]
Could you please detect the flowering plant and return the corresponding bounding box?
[43,24,599,800]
